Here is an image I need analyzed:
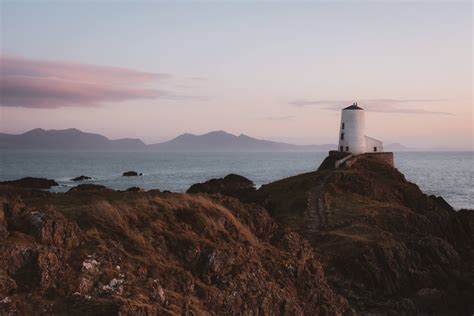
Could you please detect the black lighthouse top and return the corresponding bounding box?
[343,102,364,110]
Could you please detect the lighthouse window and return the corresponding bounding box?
[342,122,345,129]
[374,147,377,152]
[346,146,349,152]
[340,133,344,140]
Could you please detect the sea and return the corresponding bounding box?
[0,151,472,210]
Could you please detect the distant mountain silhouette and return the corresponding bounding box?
[384,143,417,152]
[0,128,147,151]
[148,130,334,152]
[0,129,335,152]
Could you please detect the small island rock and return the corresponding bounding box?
[122,171,139,177]
[71,175,92,181]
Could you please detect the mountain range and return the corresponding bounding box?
[0,128,426,152]
[0,128,335,152]
[0,128,146,151]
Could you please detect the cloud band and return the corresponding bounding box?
[0,55,201,108]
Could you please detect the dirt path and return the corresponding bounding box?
[304,175,330,238]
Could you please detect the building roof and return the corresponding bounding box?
[364,135,383,143]
[343,103,364,110]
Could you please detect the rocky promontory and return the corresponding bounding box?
[0,154,472,315]
[252,155,474,314]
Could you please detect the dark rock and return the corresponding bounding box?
[187,174,256,201]
[68,184,108,193]
[23,210,83,249]
[71,175,92,181]
[0,177,58,189]
[429,195,454,211]
[122,171,139,177]
[125,187,143,192]
[0,196,83,306]
[27,212,46,231]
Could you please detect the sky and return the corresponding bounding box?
[0,0,472,149]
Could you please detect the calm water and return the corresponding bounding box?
[0,151,472,210]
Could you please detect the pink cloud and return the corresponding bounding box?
[1,55,170,84]
[0,75,170,108]
[0,55,200,108]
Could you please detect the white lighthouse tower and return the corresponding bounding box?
[338,102,383,154]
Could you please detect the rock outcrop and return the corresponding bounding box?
[0,177,58,189]
[187,174,256,201]
[124,187,143,192]
[0,185,351,315]
[67,184,110,193]
[0,193,83,314]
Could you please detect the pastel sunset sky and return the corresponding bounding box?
[0,1,472,149]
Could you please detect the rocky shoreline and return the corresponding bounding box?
[0,154,472,315]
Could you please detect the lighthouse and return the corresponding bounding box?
[318,102,392,170]
[338,102,383,154]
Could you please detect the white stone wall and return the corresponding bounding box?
[365,136,384,152]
